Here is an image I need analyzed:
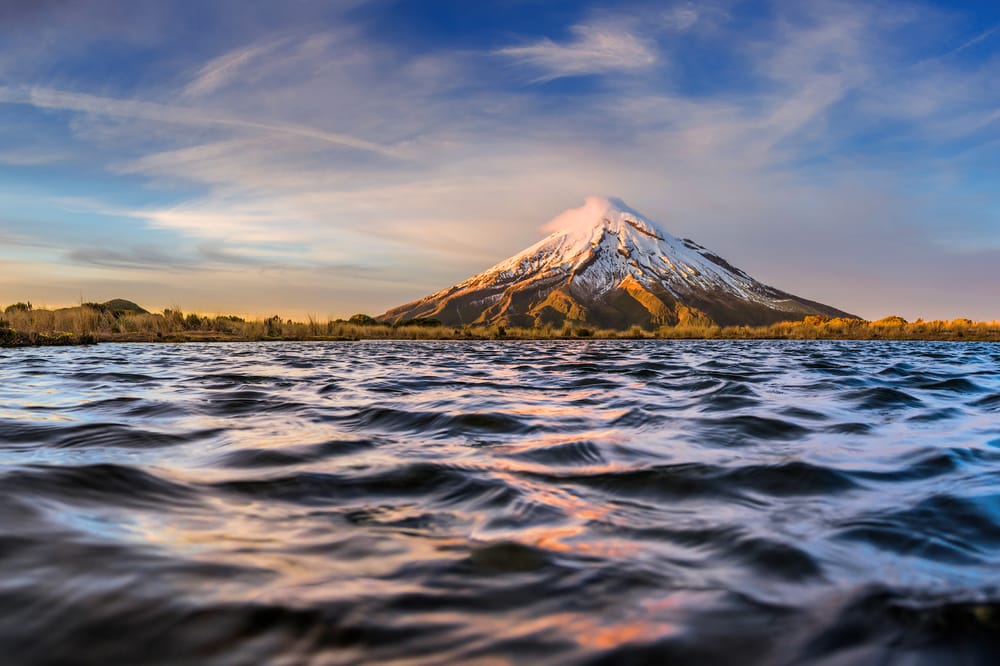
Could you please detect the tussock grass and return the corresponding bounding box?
[1,304,998,347]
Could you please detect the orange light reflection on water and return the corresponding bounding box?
[487,464,641,559]
[495,593,685,650]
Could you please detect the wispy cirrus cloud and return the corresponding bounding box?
[0,148,68,166]
[66,246,196,270]
[183,40,285,98]
[497,21,658,81]
[947,22,1000,56]
[660,4,701,31]
[0,86,400,157]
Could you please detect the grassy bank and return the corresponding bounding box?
[1,302,998,347]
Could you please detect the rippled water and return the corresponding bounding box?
[2,340,1000,665]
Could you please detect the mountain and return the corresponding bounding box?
[100,299,148,314]
[58,299,149,315]
[380,196,856,329]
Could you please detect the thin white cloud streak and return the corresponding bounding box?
[0,148,67,165]
[497,22,658,81]
[0,86,401,158]
[948,22,1000,56]
[183,40,284,97]
[661,5,700,31]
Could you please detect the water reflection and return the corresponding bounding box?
[0,340,999,663]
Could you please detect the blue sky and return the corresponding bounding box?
[1,0,998,320]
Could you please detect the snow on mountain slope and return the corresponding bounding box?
[380,196,856,329]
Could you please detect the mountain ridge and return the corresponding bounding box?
[380,197,857,329]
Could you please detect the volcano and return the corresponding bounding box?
[380,197,856,329]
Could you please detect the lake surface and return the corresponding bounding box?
[1,340,999,665]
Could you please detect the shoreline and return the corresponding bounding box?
[3,329,998,348]
[4,303,998,347]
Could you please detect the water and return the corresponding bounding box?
[1,340,999,665]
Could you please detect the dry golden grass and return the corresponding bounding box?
[2,304,998,346]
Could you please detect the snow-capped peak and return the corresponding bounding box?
[480,195,741,298]
[379,196,855,329]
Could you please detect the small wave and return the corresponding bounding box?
[219,438,379,468]
[916,378,986,393]
[524,459,854,501]
[0,592,404,666]
[729,535,824,581]
[66,371,160,384]
[720,460,858,496]
[803,360,852,375]
[508,439,606,467]
[520,463,737,501]
[699,382,761,412]
[835,493,1000,563]
[200,390,306,416]
[706,370,773,384]
[973,393,1000,410]
[0,463,199,509]
[214,462,519,509]
[824,422,874,435]
[778,406,829,421]
[217,448,313,468]
[624,523,823,581]
[342,406,533,436]
[467,540,551,572]
[186,373,278,387]
[0,420,218,449]
[795,587,1000,664]
[853,447,999,483]
[844,386,923,410]
[697,415,812,444]
[317,381,342,394]
[878,362,916,377]
[906,407,963,423]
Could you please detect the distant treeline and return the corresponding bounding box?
[1,301,998,347]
